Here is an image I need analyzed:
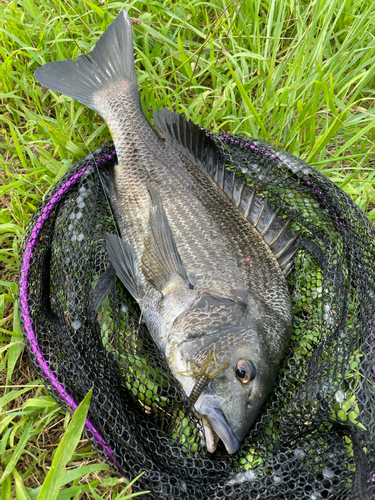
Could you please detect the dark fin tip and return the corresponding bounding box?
[299,238,326,270]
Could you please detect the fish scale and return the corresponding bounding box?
[93,80,288,321]
[34,9,296,454]
[100,87,250,307]
[179,153,291,314]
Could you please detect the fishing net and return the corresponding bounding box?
[18,135,375,499]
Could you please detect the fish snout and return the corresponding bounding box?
[198,396,240,454]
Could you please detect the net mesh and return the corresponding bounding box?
[18,137,375,499]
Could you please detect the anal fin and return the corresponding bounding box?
[141,186,190,294]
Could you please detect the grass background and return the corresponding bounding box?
[1,0,375,498]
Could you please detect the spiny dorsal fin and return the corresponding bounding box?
[153,109,222,177]
[153,109,302,274]
[141,185,189,293]
[106,233,139,301]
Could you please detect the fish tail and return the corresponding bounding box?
[34,10,137,116]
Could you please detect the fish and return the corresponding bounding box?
[34,10,299,454]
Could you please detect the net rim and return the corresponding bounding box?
[17,148,122,470]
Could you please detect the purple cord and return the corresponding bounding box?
[18,155,122,469]
[18,142,375,484]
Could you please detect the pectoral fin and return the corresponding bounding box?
[141,185,190,294]
[105,233,139,301]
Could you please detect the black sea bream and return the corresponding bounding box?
[34,10,298,454]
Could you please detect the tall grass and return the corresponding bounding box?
[1,0,375,498]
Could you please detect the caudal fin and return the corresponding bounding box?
[34,10,136,115]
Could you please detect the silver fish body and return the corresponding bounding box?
[34,10,294,454]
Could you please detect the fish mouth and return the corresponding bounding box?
[199,396,240,454]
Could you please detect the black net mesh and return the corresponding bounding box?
[18,137,375,499]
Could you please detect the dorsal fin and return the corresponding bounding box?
[141,185,190,293]
[153,109,301,274]
[153,109,222,177]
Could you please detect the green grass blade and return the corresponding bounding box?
[35,390,92,500]
[306,106,350,163]
[328,117,375,160]
[25,463,110,499]
[226,57,268,138]
[87,488,102,500]
[0,422,33,485]
[112,473,150,499]
[0,475,12,500]
[0,383,37,409]
[6,302,24,391]
[7,123,28,170]
[12,470,31,500]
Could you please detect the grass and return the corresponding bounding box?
[1,0,375,497]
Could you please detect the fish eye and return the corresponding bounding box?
[234,359,257,384]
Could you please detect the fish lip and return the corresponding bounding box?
[199,396,240,454]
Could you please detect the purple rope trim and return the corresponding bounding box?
[18,143,375,484]
[217,134,277,157]
[18,154,121,469]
